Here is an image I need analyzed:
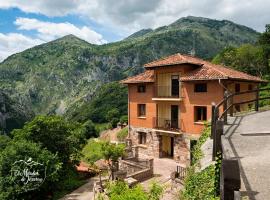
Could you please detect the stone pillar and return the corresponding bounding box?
[153,132,161,158]
[173,135,190,165]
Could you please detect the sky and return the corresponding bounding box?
[0,0,270,61]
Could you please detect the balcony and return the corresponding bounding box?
[152,86,182,101]
[153,117,180,133]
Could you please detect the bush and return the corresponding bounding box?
[191,124,211,165]
[119,115,128,124]
[12,115,87,165]
[0,140,62,200]
[83,120,97,139]
[110,118,119,128]
[181,165,218,200]
[0,135,11,151]
[106,108,120,122]
[105,181,164,200]
[149,182,164,200]
[117,127,128,141]
[81,139,104,164]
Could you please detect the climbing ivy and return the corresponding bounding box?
[191,124,211,165]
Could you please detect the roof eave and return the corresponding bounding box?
[144,62,203,68]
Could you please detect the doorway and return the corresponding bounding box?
[161,135,174,158]
[171,105,179,129]
[171,75,179,97]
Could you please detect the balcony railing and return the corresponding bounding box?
[153,117,180,132]
[155,86,180,98]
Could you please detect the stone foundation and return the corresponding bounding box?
[129,126,190,165]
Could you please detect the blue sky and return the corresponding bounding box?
[0,0,270,61]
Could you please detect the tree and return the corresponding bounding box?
[212,44,266,77]
[11,115,86,165]
[0,135,11,151]
[106,108,120,122]
[83,120,97,139]
[258,24,270,73]
[0,140,61,200]
[100,142,125,180]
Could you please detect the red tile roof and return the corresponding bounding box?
[144,53,203,68]
[120,70,154,84]
[121,53,264,83]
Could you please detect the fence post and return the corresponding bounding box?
[216,120,224,154]
[230,93,234,117]
[224,91,228,125]
[211,103,216,139]
[212,108,220,161]
[255,89,259,112]
[220,159,241,200]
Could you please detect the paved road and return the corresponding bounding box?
[224,110,270,200]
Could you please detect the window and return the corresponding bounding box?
[137,84,146,93]
[194,106,207,122]
[248,84,253,91]
[235,83,240,93]
[138,104,146,117]
[194,83,207,92]
[138,132,147,144]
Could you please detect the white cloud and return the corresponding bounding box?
[81,0,270,33]
[0,0,78,16]
[0,33,43,61]
[0,18,106,61]
[1,0,269,33]
[14,18,106,44]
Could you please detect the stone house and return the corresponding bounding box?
[120,53,263,165]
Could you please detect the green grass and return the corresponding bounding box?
[117,127,128,141]
[81,138,104,164]
[95,123,110,135]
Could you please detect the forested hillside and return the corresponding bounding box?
[0,16,260,131]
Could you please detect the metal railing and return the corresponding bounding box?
[154,86,180,98]
[153,117,179,131]
[211,87,270,200]
[176,165,188,180]
[212,87,270,161]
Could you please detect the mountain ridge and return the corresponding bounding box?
[0,16,260,127]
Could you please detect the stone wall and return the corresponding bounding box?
[129,126,190,165]
[173,134,190,166]
[129,126,159,157]
[119,158,154,182]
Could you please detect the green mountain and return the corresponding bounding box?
[0,16,260,123]
[0,91,33,133]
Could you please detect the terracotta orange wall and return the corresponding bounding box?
[127,65,260,136]
[226,81,258,108]
[180,80,224,135]
[129,83,156,128]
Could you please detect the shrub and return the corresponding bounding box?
[148,181,164,200]
[181,165,218,200]
[106,108,120,122]
[0,140,62,200]
[191,124,211,165]
[81,139,104,164]
[110,118,119,128]
[106,180,164,200]
[83,120,97,139]
[119,115,128,124]
[12,115,87,165]
[117,127,128,141]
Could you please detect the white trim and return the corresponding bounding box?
[152,97,182,101]
[153,129,182,135]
